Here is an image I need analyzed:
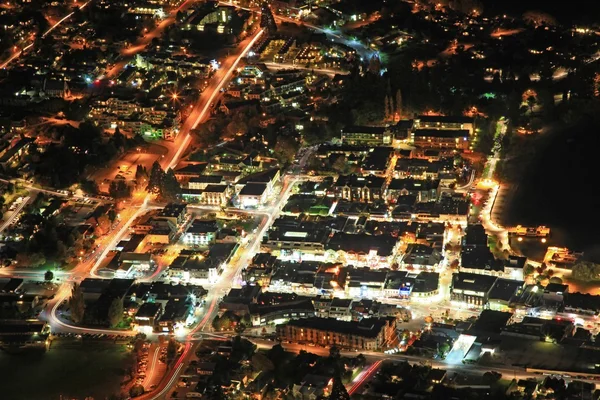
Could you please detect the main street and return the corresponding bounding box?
[44,28,265,336]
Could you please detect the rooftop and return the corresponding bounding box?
[280,317,393,338]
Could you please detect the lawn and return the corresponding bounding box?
[0,345,132,399]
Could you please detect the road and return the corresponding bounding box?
[0,1,91,69]
[348,360,383,396]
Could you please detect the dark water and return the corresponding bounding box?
[482,0,600,24]
[505,119,600,260]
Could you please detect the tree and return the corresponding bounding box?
[384,95,392,121]
[332,155,348,173]
[355,354,367,368]
[95,215,111,236]
[329,375,350,399]
[108,297,124,327]
[146,161,164,195]
[571,261,600,281]
[527,95,536,113]
[69,283,85,324]
[135,165,149,189]
[523,264,535,276]
[108,208,117,223]
[109,180,131,199]
[161,169,181,202]
[329,345,341,359]
[251,352,274,372]
[273,136,299,164]
[167,339,178,363]
[438,342,450,356]
[44,270,54,281]
[368,55,382,76]
[395,89,403,118]
[129,384,144,397]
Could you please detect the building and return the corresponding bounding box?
[326,233,399,268]
[387,179,440,203]
[543,283,569,303]
[341,125,392,146]
[344,267,388,298]
[248,299,315,326]
[292,374,334,400]
[487,279,525,311]
[238,183,268,208]
[276,316,398,351]
[118,252,154,278]
[188,175,225,190]
[183,219,219,247]
[156,203,188,226]
[134,302,163,328]
[263,221,330,260]
[333,174,386,203]
[313,297,353,321]
[201,184,230,206]
[168,243,238,283]
[412,129,470,150]
[450,272,497,307]
[413,115,474,134]
[400,244,443,270]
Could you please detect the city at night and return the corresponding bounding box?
[0,0,600,399]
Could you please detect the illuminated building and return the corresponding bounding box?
[276,316,398,351]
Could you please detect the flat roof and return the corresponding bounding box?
[280,317,392,338]
[239,182,268,196]
[414,129,470,139]
[452,272,497,293]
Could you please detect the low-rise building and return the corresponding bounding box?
[134,302,163,328]
[400,244,443,270]
[201,184,230,206]
[325,233,399,268]
[450,272,497,307]
[156,203,188,226]
[276,316,398,351]
[238,183,268,208]
[333,174,386,203]
[183,220,219,247]
[341,125,392,146]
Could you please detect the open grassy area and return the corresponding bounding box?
[0,345,132,399]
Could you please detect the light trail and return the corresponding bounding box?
[348,360,383,396]
[143,346,162,389]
